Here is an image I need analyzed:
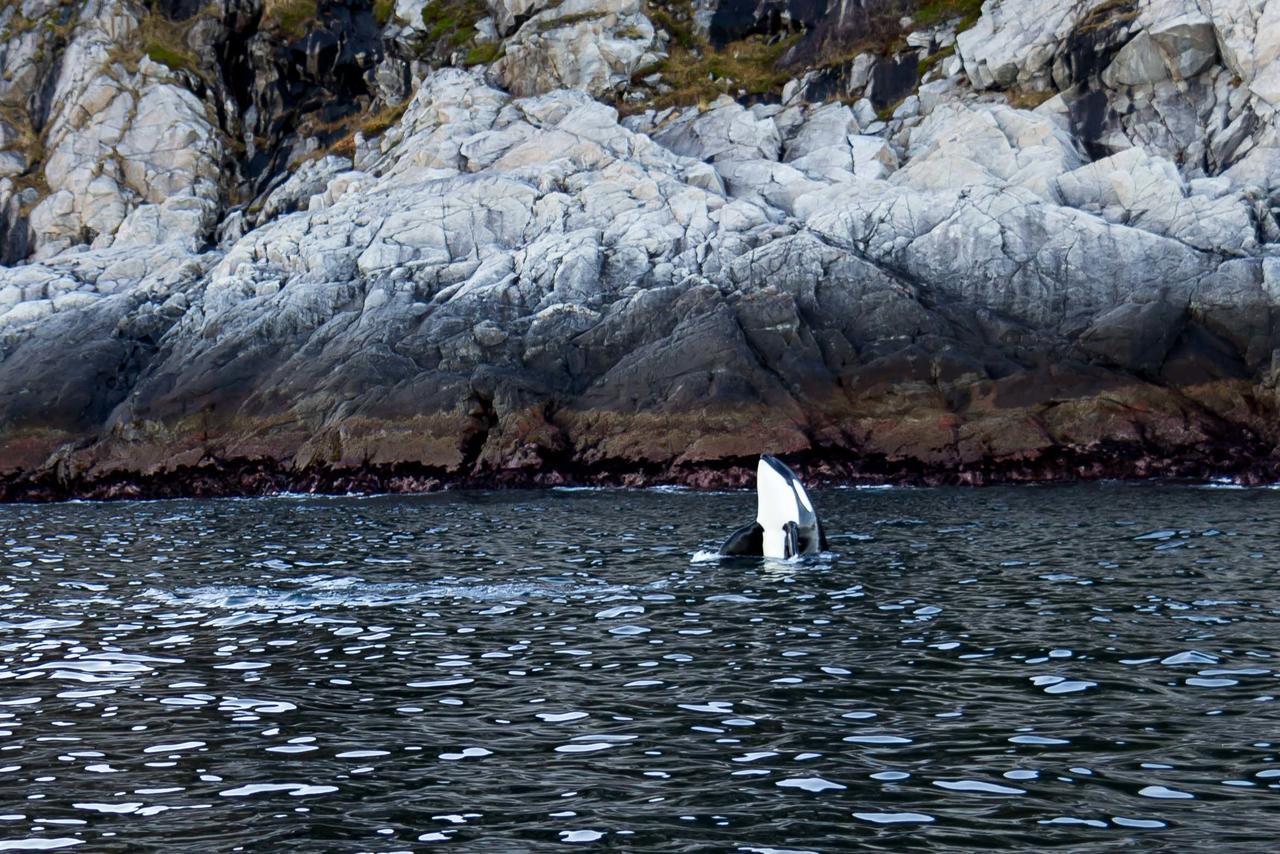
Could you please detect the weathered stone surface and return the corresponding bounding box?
[491,0,661,98]
[1149,12,1218,79]
[957,0,1099,91]
[652,96,783,163]
[489,0,553,36]
[1054,147,1260,254]
[895,102,1084,199]
[252,155,355,227]
[956,0,1279,198]
[15,3,225,259]
[1209,0,1280,105]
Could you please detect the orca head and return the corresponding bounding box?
[756,456,799,526]
[756,455,823,558]
[757,455,804,558]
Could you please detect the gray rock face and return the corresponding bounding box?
[5,2,225,259]
[488,0,554,36]
[2,1,1280,496]
[651,96,784,162]
[1053,147,1260,254]
[491,0,662,98]
[958,0,1280,191]
[250,155,356,228]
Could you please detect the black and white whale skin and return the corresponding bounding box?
[720,455,828,558]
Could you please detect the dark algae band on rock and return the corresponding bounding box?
[3,417,1280,502]
[1,2,1279,500]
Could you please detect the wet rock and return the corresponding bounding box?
[1078,299,1187,374]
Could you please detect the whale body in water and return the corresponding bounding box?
[719,455,828,558]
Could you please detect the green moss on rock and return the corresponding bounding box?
[373,0,396,26]
[465,41,501,67]
[912,0,985,32]
[262,0,316,41]
[415,0,491,64]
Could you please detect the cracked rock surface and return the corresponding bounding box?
[2,0,1280,497]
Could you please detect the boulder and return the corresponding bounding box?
[1149,12,1218,79]
[651,97,782,162]
[957,0,1095,91]
[1208,0,1280,105]
[896,102,1084,200]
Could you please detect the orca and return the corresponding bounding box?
[720,455,828,558]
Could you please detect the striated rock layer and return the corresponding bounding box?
[2,0,1280,499]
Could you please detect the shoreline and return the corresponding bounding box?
[4,443,1278,503]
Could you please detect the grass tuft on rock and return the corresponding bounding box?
[420,0,486,46]
[411,0,496,66]
[144,40,194,72]
[361,100,409,138]
[0,107,49,208]
[536,11,605,32]
[629,1,800,113]
[796,0,983,73]
[262,0,317,42]
[110,9,204,77]
[1004,87,1055,109]
[321,99,410,159]
[646,6,695,51]
[373,0,396,26]
[465,41,501,67]
[1075,0,1140,34]
[917,43,953,77]
[911,0,984,32]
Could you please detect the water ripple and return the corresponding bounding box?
[0,486,1277,850]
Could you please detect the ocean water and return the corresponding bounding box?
[0,484,1277,852]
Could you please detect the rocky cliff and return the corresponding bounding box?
[1,0,1279,498]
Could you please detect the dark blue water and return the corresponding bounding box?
[0,484,1277,851]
